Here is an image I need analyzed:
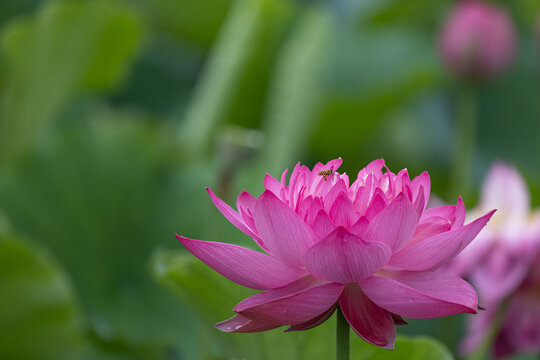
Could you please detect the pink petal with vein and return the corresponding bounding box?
[453,196,466,229]
[411,171,430,207]
[305,197,324,227]
[237,190,257,211]
[422,204,456,222]
[264,174,283,198]
[303,227,391,283]
[312,210,336,239]
[388,210,495,271]
[234,276,343,325]
[358,159,385,181]
[254,191,319,267]
[365,190,387,220]
[349,216,369,238]
[411,216,451,244]
[324,180,348,213]
[237,191,259,240]
[215,314,281,333]
[285,304,337,332]
[330,192,358,228]
[364,193,417,252]
[360,271,478,318]
[413,186,426,220]
[339,283,396,349]
[177,235,306,290]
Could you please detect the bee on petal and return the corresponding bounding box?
[317,169,333,181]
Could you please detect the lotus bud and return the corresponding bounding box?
[439,1,516,80]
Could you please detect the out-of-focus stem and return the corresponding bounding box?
[451,86,476,199]
[466,300,508,360]
[336,306,350,360]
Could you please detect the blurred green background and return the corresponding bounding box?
[0,0,539,359]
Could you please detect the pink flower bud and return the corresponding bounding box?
[439,1,516,80]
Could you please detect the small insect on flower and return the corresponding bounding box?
[318,169,333,181]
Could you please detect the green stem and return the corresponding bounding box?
[336,306,350,360]
[451,86,476,199]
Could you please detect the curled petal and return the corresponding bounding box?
[236,191,262,246]
[303,227,391,283]
[391,313,408,326]
[285,304,337,332]
[254,191,319,267]
[280,168,289,185]
[207,188,262,244]
[411,216,451,244]
[388,210,495,271]
[413,185,426,220]
[339,283,396,349]
[452,196,466,229]
[264,174,283,198]
[360,271,478,318]
[177,235,306,290]
[422,204,456,222]
[234,276,343,325]
[237,190,257,211]
[411,171,430,208]
[395,169,412,201]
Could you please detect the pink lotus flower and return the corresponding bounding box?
[448,163,540,356]
[439,1,516,80]
[177,159,494,349]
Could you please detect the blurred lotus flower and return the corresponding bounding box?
[439,1,516,80]
[493,259,540,358]
[461,255,540,359]
[177,159,494,349]
[448,163,540,357]
[450,163,540,306]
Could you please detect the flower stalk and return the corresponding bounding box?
[336,306,350,360]
[466,300,508,360]
[451,85,476,198]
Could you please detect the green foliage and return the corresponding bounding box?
[179,0,295,157]
[360,337,454,360]
[0,235,83,360]
[255,3,332,176]
[0,115,204,359]
[140,0,232,50]
[0,0,143,163]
